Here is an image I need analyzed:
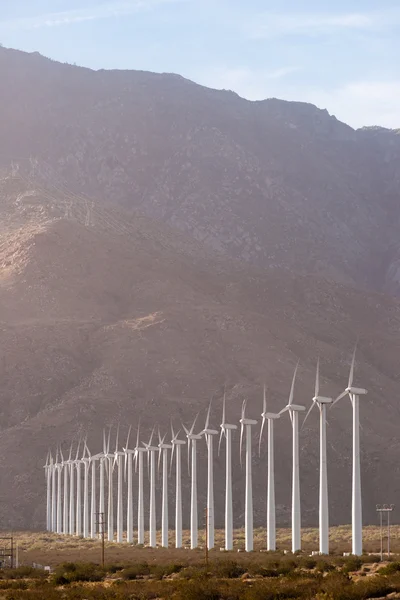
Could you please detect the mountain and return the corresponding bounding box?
[0,47,400,531]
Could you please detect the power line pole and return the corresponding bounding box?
[376,504,394,559]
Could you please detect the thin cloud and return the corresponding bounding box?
[0,0,187,31]
[245,9,400,39]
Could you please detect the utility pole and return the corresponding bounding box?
[96,512,105,569]
[376,504,394,559]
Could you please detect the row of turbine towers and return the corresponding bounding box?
[45,349,367,554]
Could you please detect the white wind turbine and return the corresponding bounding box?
[302,359,332,555]
[62,445,71,535]
[331,347,367,556]
[171,423,186,549]
[51,451,57,532]
[69,440,80,536]
[279,362,305,553]
[113,428,124,544]
[123,426,135,544]
[158,429,172,548]
[218,394,237,551]
[75,442,83,537]
[134,423,146,545]
[98,431,107,538]
[44,452,51,532]
[202,400,218,550]
[183,414,201,550]
[240,400,258,552]
[88,445,102,539]
[259,385,280,551]
[143,428,158,548]
[56,448,62,534]
[104,429,114,542]
[82,441,91,538]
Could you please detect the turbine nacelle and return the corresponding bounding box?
[240,418,258,426]
[347,387,367,396]
[186,433,203,440]
[261,412,280,420]
[313,396,333,404]
[282,404,305,413]
[221,423,238,430]
[202,428,218,436]
[172,440,186,446]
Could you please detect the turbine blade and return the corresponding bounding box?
[278,406,289,416]
[148,426,155,447]
[349,345,357,389]
[241,398,247,420]
[301,401,316,431]
[158,427,162,446]
[125,425,132,451]
[259,416,266,457]
[147,449,150,480]
[263,385,267,416]
[218,426,224,457]
[68,442,73,461]
[171,421,175,441]
[190,412,199,435]
[182,423,190,436]
[158,447,162,473]
[124,452,127,481]
[170,443,175,477]
[103,429,106,455]
[134,450,138,473]
[330,390,348,409]
[187,438,191,477]
[136,420,140,449]
[115,425,120,453]
[222,392,226,426]
[288,361,299,406]
[107,427,111,454]
[205,399,212,431]
[315,357,320,399]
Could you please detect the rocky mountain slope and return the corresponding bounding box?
[0,47,400,530]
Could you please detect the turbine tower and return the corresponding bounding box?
[202,400,218,549]
[89,448,102,539]
[75,444,83,537]
[62,446,70,535]
[183,414,201,550]
[82,441,91,539]
[69,441,80,536]
[158,430,172,548]
[218,393,237,551]
[134,423,146,545]
[143,429,158,548]
[259,385,280,551]
[331,347,367,556]
[104,429,114,542]
[302,358,333,555]
[56,448,62,534]
[171,424,186,549]
[279,362,305,553]
[51,452,56,532]
[44,452,51,532]
[240,400,258,552]
[123,426,135,544]
[113,429,124,544]
[98,431,107,539]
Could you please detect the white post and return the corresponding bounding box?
[176,445,182,548]
[149,450,156,548]
[117,455,123,543]
[225,429,233,551]
[292,411,301,552]
[57,466,62,534]
[126,453,133,544]
[91,460,97,539]
[267,419,276,551]
[319,405,329,554]
[245,425,254,552]
[69,463,75,535]
[190,439,198,549]
[207,434,215,549]
[162,448,169,548]
[76,462,82,537]
[107,457,114,542]
[352,395,362,555]
[83,461,89,538]
[63,463,69,534]
[137,452,144,545]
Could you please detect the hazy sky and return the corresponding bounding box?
[1,0,399,129]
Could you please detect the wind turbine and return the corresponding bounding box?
[44,452,51,532]
[143,428,158,548]
[183,414,202,550]
[113,428,124,543]
[82,440,91,538]
[123,426,135,544]
[75,442,83,537]
[171,423,186,549]
[240,400,258,552]
[218,393,237,551]
[259,385,280,551]
[279,362,305,552]
[331,347,367,556]
[62,445,70,535]
[302,359,332,555]
[158,429,172,548]
[134,422,146,545]
[98,431,107,539]
[104,428,114,542]
[202,400,218,549]
[89,445,102,539]
[56,448,62,534]
[69,440,80,536]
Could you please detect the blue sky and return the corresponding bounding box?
[1,0,399,129]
